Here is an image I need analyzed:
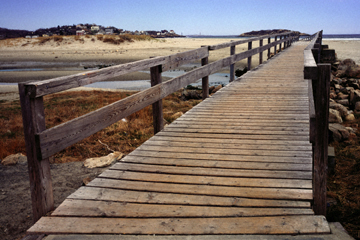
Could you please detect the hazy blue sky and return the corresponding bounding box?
[0,0,358,35]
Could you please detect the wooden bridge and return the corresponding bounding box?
[21,31,340,238]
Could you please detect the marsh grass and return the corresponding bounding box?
[0,90,201,163]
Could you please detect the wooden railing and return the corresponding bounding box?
[19,31,299,222]
[303,30,331,216]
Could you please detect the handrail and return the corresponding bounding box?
[303,30,330,217]
[19,31,299,222]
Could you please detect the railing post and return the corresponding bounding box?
[259,39,263,65]
[150,65,164,134]
[247,41,252,70]
[274,36,277,55]
[279,36,282,52]
[267,37,271,59]
[229,45,235,82]
[313,63,331,216]
[201,56,209,99]
[18,83,54,223]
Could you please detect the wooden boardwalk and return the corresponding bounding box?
[28,42,331,236]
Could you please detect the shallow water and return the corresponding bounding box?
[0,70,231,91]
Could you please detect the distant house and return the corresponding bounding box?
[91,25,100,32]
[169,30,175,34]
[97,29,105,35]
[105,28,113,35]
[76,30,85,36]
[25,36,32,39]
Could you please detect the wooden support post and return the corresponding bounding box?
[229,45,235,82]
[274,36,277,55]
[18,83,54,223]
[267,37,271,59]
[150,65,163,134]
[313,64,331,216]
[201,56,209,99]
[279,36,282,52]
[259,39,263,65]
[247,41,252,70]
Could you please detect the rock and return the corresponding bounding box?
[355,102,360,112]
[341,59,356,67]
[349,89,360,109]
[84,151,123,168]
[330,92,337,99]
[181,89,201,100]
[329,123,350,142]
[329,109,343,123]
[345,114,355,121]
[337,92,348,100]
[329,102,348,118]
[336,99,349,106]
[171,112,183,119]
[208,86,215,94]
[82,177,92,185]
[211,85,222,94]
[1,153,27,166]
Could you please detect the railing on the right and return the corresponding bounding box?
[303,30,331,216]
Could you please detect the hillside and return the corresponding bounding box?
[239,29,306,37]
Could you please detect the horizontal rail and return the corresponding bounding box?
[25,48,209,98]
[208,31,296,50]
[303,30,330,217]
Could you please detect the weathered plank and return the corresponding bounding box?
[101,169,313,187]
[27,216,330,235]
[88,178,313,199]
[110,163,312,180]
[52,199,314,217]
[67,187,311,208]
[142,139,312,152]
[120,155,312,171]
[129,150,312,164]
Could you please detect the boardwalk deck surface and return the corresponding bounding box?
[28,42,331,236]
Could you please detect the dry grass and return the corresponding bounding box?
[0,90,201,163]
[327,119,360,239]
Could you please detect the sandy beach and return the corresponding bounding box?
[0,36,260,84]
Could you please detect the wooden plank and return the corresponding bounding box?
[68,187,311,208]
[129,150,312,164]
[111,163,312,180]
[18,83,54,222]
[88,178,313,199]
[166,123,309,132]
[27,215,330,235]
[120,156,312,172]
[173,119,310,127]
[101,169,312,187]
[156,131,310,141]
[136,144,312,157]
[162,128,310,137]
[52,199,314,218]
[142,139,312,152]
[148,134,312,146]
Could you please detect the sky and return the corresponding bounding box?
[0,0,358,35]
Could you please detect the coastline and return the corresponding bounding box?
[0,37,359,88]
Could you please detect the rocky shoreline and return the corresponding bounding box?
[329,58,360,142]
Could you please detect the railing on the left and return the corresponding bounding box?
[19,31,298,222]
